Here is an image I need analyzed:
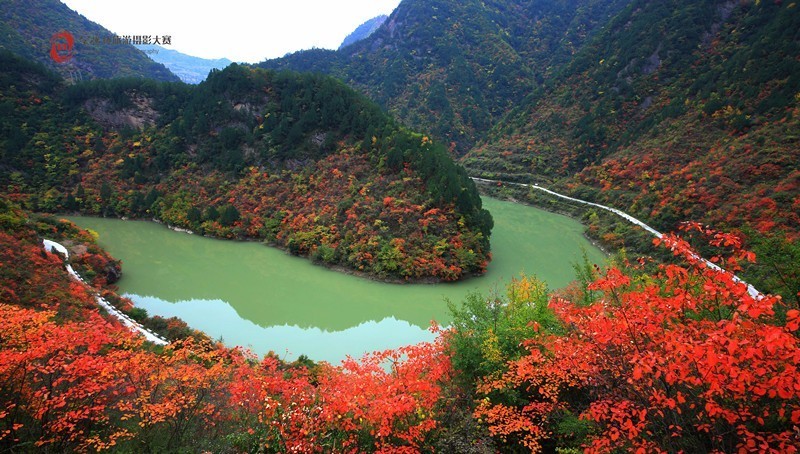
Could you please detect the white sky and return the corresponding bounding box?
[60,0,401,63]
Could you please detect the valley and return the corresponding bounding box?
[0,0,797,451]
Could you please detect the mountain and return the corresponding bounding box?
[0,0,178,82]
[135,44,232,84]
[0,52,492,282]
[259,0,798,301]
[460,0,799,302]
[259,0,631,153]
[339,15,388,49]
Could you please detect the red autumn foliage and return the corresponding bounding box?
[475,227,800,452]
[0,204,453,451]
[2,199,798,452]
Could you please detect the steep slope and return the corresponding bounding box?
[462,0,799,301]
[0,53,492,281]
[464,0,799,235]
[259,0,631,153]
[0,0,178,82]
[339,15,388,49]
[256,0,797,244]
[135,45,232,84]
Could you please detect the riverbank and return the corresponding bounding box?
[145,217,486,286]
[67,198,606,362]
[471,177,762,299]
[42,239,169,345]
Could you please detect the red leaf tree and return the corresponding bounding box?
[475,228,800,452]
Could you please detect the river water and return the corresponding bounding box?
[68,197,605,363]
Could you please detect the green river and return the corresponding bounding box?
[68,197,605,363]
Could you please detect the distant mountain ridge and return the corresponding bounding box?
[0,0,178,82]
[259,0,631,153]
[339,15,388,49]
[135,44,232,84]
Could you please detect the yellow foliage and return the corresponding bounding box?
[506,274,547,306]
[482,328,503,365]
[86,229,100,242]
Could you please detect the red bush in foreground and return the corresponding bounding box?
[0,303,450,452]
[476,227,800,452]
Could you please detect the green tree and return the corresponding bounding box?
[447,274,557,392]
[219,204,240,227]
[204,206,220,222]
[187,206,202,225]
[99,182,112,202]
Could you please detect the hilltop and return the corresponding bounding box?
[0,52,492,281]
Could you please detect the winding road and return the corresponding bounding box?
[42,239,169,345]
[472,177,763,299]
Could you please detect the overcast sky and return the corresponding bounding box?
[60,0,401,63]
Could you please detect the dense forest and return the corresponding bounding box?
[0,52,492,281]
[261,0,799,303]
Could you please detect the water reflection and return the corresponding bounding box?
[132,295,435,362]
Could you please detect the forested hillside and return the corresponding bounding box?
[0,52,492,281]
[259,0,798,301]
[462,0,799,300]
[465,0,798,192]
[259,0,631,153]
[0,0,178,82]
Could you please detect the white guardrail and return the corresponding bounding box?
[42,239,169,345]
[472,177,763,300]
